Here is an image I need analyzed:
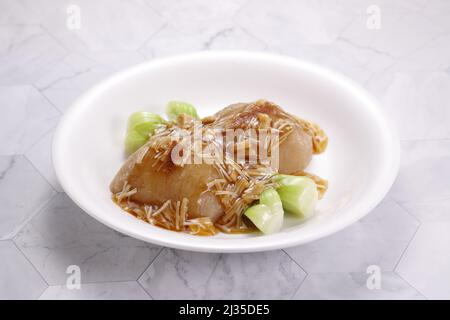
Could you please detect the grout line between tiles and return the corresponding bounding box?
[137,280,154,300]
[394,271,428,300]
[281,249,308,276]
[23,152,59,194]
[7,177,58,240]
[289,272,309,300]
[388,195,422,225]
[12,240,50,288]
[136,21,168,52]
[391,225,426,298]
[392,223,420,272]
[281,249,310,299]
[136,246,165,281]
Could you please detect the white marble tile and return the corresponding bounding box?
[339,1,444,61]
[421,0,450,31]
[25,128,62,192]
[401,200,450,223]
[36,51,146,91]
[267,0,450,79]
[0,85,60,155]
[147,0,247,22]
[271,41,383,85]
[31,0,166,53]
[235,1,416,84]
[236,0,357,47]
[14,193,162,285]
[0,240,47,299]
[389,140,450,204]
[139,0,260,59]
[36,51,146,112]
[285,199,419,273]
[86,51,147,70]
[139,248,305,299]
[39,281,150,300]
[0,25,67,85]
[204,251,306,299]
[205,26,267,52]
[139,249,222,300]
[385,34,450,72]
[34,52,110,91]
[266,0,450,81]
[0,156,55,239]
[397,221,450,299]
[140,22,266,59]
[40,88,84,113]
[294,272,424,300]
[0,0,42,24]
[366,72,450,140]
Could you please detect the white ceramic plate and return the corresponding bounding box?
[53,51,400,253]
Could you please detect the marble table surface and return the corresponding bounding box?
[1,0,449,300]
